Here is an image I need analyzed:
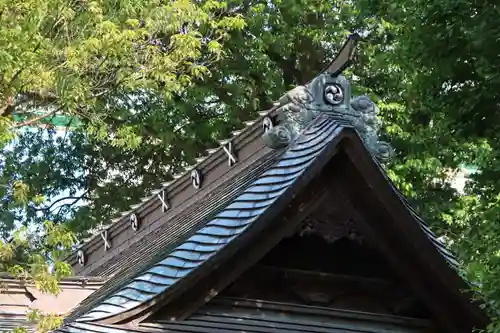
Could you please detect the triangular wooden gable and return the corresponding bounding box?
[147,121,487,333]
[54,37,488,333]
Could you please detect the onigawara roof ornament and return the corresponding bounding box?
[262,34,394,161]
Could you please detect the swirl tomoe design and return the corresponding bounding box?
[77,115,341,322]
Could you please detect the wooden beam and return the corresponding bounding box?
[209,297,432,329]
[247,265,395,288]
[222,263,427,317]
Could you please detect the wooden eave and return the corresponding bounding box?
[61,114,488,333]
[0,276,108,333]
[55,297,432,333]
[0,313,35,333]
[0,275,108,290]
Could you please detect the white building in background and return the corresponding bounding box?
[447,165,479,194]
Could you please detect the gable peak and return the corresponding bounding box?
[262,35,393,161]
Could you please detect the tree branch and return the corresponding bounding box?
[12,108,61,128]
[13,92,58,110]
[32,190,89,214]
[52,194,90,222]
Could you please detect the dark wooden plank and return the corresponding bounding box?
[206,297,432,328]
[246,265,394,287]
[328,146,486,333]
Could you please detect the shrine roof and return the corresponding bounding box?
[0,276,107,333]
[73,112,349,323]
[65,34,364,272]
[56,35,487,332]
[65,113,462,325]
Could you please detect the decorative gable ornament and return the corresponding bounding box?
[100,229,111,251]
[191,169,202,189]
[77,249,86,267]
[262,35,394,162]
[130,213,140,231]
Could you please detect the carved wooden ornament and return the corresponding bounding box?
[261,74,394,161]
[130,213,140,231]
[158,190,169,212]
[100,229,111,251]
[222,141,237,167]
[77,250,86,267]
[191,169,202,189]
[262,116,274,133]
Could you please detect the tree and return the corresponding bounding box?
[0,0,420,268]
[2,0,381,236]
[0,0,244,331]
[0,0,245,134]
[355,0,500,330]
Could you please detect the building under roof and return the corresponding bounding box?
[0,276,107,332]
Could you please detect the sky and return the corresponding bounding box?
[2,126,85,234]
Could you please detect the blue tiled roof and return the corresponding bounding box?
[77,114,346,322]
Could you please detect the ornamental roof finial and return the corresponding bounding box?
[262,33,394,161]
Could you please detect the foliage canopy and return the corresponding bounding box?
[1,0,500,332]
[0,0,244,331]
